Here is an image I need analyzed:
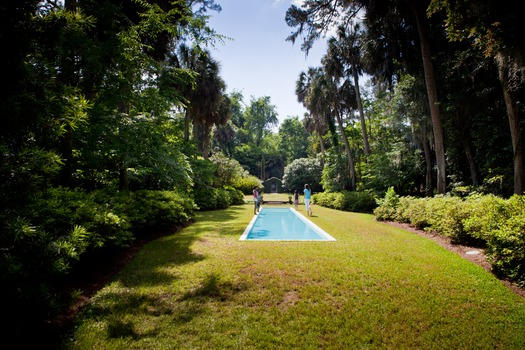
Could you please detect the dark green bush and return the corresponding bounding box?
[224,186,245,205]
[216,187,231,209]
[127,190,196,232]
[315,191,377,213]
[0,187,196,335]
[373,191,525,285]
[193,186,218,210]
[373,187,400,220]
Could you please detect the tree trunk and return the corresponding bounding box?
[352,66,370,156]
[422,137,433,196]
[461,135,479,187]
[497,53,524,194]
[413,0,446,194]
[192,119,204,156]
[201,123,212,159]
[335,110,356,190]
[184,109,191,141]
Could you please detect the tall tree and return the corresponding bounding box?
[178,44,228,158]
[296,68,328,155]
[287,0,448,193]
[325,23,371,155]
[244,96,278,147]
[278,116,309,163]
[429,0,525,194]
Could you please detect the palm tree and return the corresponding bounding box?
[296,69,328,155]
[325,23,371,155]
[298,67,357,190]
[287,0,448,194]
[364,0,447,193]
[428,0,525,194]
[178,44,228,158]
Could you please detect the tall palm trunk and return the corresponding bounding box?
[335,109,356,190]
[412,0,446,194]
[497,53,524,194]
[461,134,479,187]
[422,137,433,196]
[352,66,370,156]
[184,110,191,141]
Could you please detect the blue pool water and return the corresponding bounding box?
[240,208,336,241]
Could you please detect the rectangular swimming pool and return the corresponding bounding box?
[239,208,336,241]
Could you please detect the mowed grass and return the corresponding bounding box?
[65,202,525,349]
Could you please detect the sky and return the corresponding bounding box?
[206,0,328,126]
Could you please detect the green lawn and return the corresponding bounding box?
[65,203,525,349]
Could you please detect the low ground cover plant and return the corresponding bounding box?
[374,188,525,286]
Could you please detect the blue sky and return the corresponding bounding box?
[206,0,328,126]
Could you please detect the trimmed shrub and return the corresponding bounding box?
[392,196,414,224]
[488,212,525,286]
[425,195,481,245]
[127,190,196,232]
[216,187,231,209]
[401,197,431,229]
[462,194,508,242]
[233,175,262,195]
[315,191,377,213]
[193,186,218,210]
[225,186,245,205]
[481,195,525,286]
[373,192,525,285]
[193,186,244,210]
[373,187,400,221]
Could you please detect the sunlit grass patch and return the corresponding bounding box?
[66,204,525,349]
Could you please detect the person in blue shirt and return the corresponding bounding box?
[303,184,313,216]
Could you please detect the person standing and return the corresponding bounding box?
[293,190,299,210]
[253,186,260,214]
[303,184,313,216]
[257,191,262,212]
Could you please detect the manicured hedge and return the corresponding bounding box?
[374,188,525,286]
[1,187,197,333]
[192,185,245,210]
[314,191,377,213]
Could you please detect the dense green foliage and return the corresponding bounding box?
[282,157,323,192]
[374,189,525,286]
[2,0,525,345]
[2,187,195,343]
[313,190,377,213]
[286,0,524,196]
[0,0,245,343]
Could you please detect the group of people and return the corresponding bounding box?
[253,184,313,216]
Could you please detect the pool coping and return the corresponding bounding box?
[239,207,336,241]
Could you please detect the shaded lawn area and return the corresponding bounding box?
[65,203,525,349]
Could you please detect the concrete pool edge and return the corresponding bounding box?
[239,207,336,241]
